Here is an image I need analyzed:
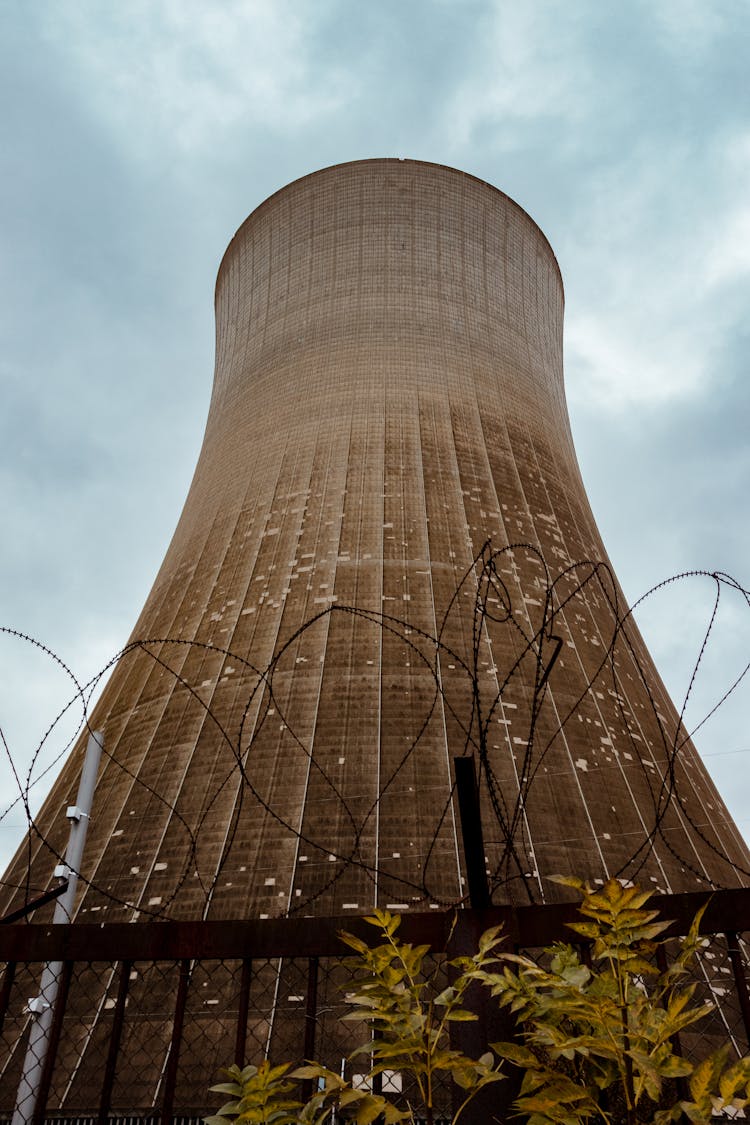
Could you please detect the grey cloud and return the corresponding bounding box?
[1,0,749,865]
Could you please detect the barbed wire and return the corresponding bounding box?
[1,543,749,922]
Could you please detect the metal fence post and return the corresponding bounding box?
[453,756,491,909]
[726,932,750,1049]
[160,959,191,1125]
[12,730,103,1125]
[0,961,17,1039]
[300,956,320,1101]
[31,960,73,1125]
[97,959,132,1124]
[446,909,517,1125]
[234,958,253,1067]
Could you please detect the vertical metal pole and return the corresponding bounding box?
[447,910,518,1124]
[97,959,132,1125]
[234,959,253,1067]
[160,959,191,1125]
[32,960,73,1125]
[726,932,750,1049]
[12,730,103,1125]
[303,957,319,1060]
[0,961,18,1038]
[300,957,319,1101]
[453,755,491,909]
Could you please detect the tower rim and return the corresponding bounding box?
[214,157,564,302]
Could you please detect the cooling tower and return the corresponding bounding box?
[2,158,748,928]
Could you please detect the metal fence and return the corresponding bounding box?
[1,890,749,1125]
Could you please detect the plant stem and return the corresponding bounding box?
[621,1004,634,1125]
[614,945,635,1125]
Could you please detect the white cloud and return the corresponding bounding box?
[36,0,351,155]
[647,0,729,54]
[3,0,749,867]
[706,205,750,287]
[565,312,704,408]
[445,5,596,148]
[559,124,750,410]
[699,131,750,287]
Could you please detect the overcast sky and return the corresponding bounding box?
[1,0,749,872]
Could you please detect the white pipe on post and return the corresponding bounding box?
[12,730,103,1125]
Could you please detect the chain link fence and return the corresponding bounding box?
[1,894,748,1124]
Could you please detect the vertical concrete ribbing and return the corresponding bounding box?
[2,159,748,932]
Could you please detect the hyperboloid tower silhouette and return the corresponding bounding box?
[3,159,748,929]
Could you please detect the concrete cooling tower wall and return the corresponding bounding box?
[3,158,748,927]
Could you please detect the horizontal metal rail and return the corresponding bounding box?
[2,888,749,962]
[0,888,747,1125]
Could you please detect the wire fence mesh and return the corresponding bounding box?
[0,900,748,1124]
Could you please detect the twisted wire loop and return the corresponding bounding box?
[1,544,749,923]
[1,552,749,1121]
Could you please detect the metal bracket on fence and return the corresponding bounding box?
[25,998,50,1016]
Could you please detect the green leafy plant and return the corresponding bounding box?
[205,1061,303,1125]
[205,1060,399,1125]
[338,908,505,1124]
[466,876,750,1125]
[292,1063,406,1124]
[206,882,749,1125]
